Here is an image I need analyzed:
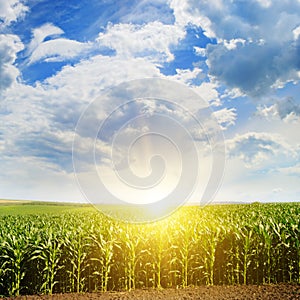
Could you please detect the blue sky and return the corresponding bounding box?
[0,0,299,204]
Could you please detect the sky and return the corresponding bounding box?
[0,0,300,206]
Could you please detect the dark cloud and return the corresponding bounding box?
[207,39,300,96]
[257,97,300,121]
[274,97,300,120]
[183,0,300,97]
[276,97,300,119]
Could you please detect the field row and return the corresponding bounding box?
[0,203,300,296]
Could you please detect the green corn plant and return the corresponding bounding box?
[200,223,224,285]
[141,223,166,289]
[147,219,182,289]
[0,267,5,297]
[119,224,148,291]
[230,234,239,285]
[270,220,283,282]
[293,230,300,284]
[239,226,254,284]
[152,227,164,289]
[31,228,64,295]
[164,218,181,288]
[288,216,300,284]
[173,220,198,288]
[224,227,241,285]
[257,220,273,284]
[65,227,90,293]
[0,232,29,296]
[252,224,264,284]
[0,216,40,297]
[90,223,119,292]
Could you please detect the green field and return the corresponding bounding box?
[0,200,93,216]
[0,201,300,297]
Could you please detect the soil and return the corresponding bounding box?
[3,284,300,300]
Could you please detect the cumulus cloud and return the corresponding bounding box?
[44,54,161,92]
[2,15,187,201]
[170,0,300,97]
[0,51,164,175]
[165,69,222,107]
[97,21,185,62]
[169,68,203,85]
[0,83,77,173]
[192,82,221,106]
[213,107,237,130]
[227,132,298,168]
[169,0,215,38]
[257,97,300,123]
[27,23,92,65]
[0,0,28,27]
[0,34,24,92]
[206,40,300,97]
[194,46,206,57]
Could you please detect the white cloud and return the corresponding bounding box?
[169,0,215,38]
[223,38,246,50]
[221,87,245,99]
[44,54,161,92]
[0,34,24,92]
[1,52,222,203]
[29,38,92,64]
[27,23,64,55]
[227,132,298,168]
[257,104,278,119]
[213,107,237,130]
[194,46,206,57]
[213,129,300,202]
[257,97,300,123]
[27,23,92,65]
[192,82,221,106]
[97,21,185,62]
[0,0,28,26]
[169,68,203,85]
[0,51,163,177]
[164,69,223,108]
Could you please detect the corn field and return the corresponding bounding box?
[1,202,300,296]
